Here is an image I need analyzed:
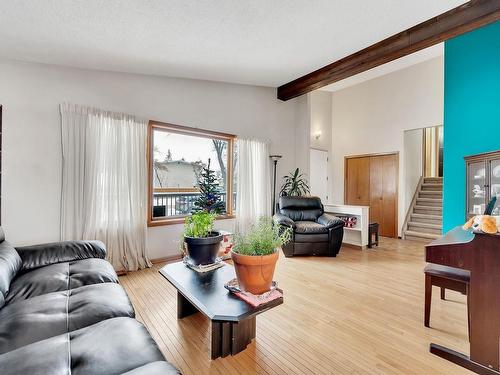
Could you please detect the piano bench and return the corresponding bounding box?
[424,264,470,330]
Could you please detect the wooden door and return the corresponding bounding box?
[369,156,383,228]
[345,157,370,206]
[345,153,398,238]
[377,154,398,237]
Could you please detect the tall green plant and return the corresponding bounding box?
[279,168,310,196]
[183,212,216,238]
[232,217,292,256]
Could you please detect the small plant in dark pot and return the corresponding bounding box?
[231,217,292,294]
[183,212,223,265]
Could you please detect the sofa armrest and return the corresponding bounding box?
[16,240,106,271]
[273,214,295,228]
[317,213,345,229]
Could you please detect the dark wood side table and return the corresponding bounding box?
[368,222,379,248]
[426,227,500,375]
[159,261,283,359]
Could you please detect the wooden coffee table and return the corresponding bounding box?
[159,261,283,359]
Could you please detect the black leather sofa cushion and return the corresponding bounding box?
[0,239,22,309]
[279,196,323,210]
[280,208,323,222]
[6,258,118,304]
[0,317,174,375]
[16,240,106,271]
[273,213,296,228]
[294,233,329,243]
[122,361,181,374]
[0,283,134,353]
[294,221,329,234]
[278,196,324,222]
[317,213,345,228]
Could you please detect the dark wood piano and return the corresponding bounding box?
[426,227,500,375]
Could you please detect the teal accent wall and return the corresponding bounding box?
[443,21,500,231]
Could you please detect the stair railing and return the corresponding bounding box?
[402,176,424,239]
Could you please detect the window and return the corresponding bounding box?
[148,121,236,226]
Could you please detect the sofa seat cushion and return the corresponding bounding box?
[294,233,329,243]
[294,221,329,234]
[0,317,170,375]
[122,361,180,375]
[6,258,118,304]
[0,283,134,354]
[0,239,22,309]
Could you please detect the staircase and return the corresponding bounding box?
[404,177,443,242]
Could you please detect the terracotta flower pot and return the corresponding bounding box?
[231,249,279,295]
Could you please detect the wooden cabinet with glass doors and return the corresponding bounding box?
[465,150,500,219]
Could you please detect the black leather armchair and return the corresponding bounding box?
[274,196,344,257]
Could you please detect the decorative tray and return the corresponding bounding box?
[183,256,225,273]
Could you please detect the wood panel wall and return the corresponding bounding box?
[345,153,398,238]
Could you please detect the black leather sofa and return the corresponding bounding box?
[274,196,344,257]
[0,227,179,375]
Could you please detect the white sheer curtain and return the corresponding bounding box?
[60,103,151,272]
[235,138,271,234]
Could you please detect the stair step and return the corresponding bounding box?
[421,183,443,191]
[407,221,442,235]
[414,206,442,215]
[416,198,443,207]
[410,213,442,225]
[419,190,442,198]
[424,177,443,183]
[404,230,441,241]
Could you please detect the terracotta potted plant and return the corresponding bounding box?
[183,212,223,265]
[231,217,292,294]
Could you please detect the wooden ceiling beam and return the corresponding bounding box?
[277,0,500,101]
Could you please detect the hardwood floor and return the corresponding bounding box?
[120,238,472,374]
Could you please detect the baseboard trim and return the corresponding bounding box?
[150,254,183,264]
[342,243,366,250]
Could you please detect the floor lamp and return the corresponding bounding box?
[270,155,282,215]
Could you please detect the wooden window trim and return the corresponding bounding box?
[147,120,236,226]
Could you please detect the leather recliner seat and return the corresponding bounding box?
[0,227,179,374]
[273,196,344,257]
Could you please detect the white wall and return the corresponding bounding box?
[330,56,444,235]
[403,128,423,213]
[293,95,310,178]
[0,60,298,258]
[309,91,333,201]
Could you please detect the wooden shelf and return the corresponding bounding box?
[324,204,369,248]
[344,226,362,232]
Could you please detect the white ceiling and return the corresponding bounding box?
[0,0,466,87]
[321,44,444,92]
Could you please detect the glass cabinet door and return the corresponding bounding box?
[468,161,486,216]
[489,158,500,215]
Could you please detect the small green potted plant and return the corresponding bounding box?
[231,217,292,294]
[183,212,223,265]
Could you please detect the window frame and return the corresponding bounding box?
[147,120,236,226]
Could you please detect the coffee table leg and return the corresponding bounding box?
[177,291,198,319]
[231,317,256,355]
[211,317,256,360]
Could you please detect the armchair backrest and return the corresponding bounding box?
[0,227,22,309]
[278,196,324,222]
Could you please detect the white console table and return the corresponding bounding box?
[324,204,369,249]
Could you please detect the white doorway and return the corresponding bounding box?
[309,148,328,203]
